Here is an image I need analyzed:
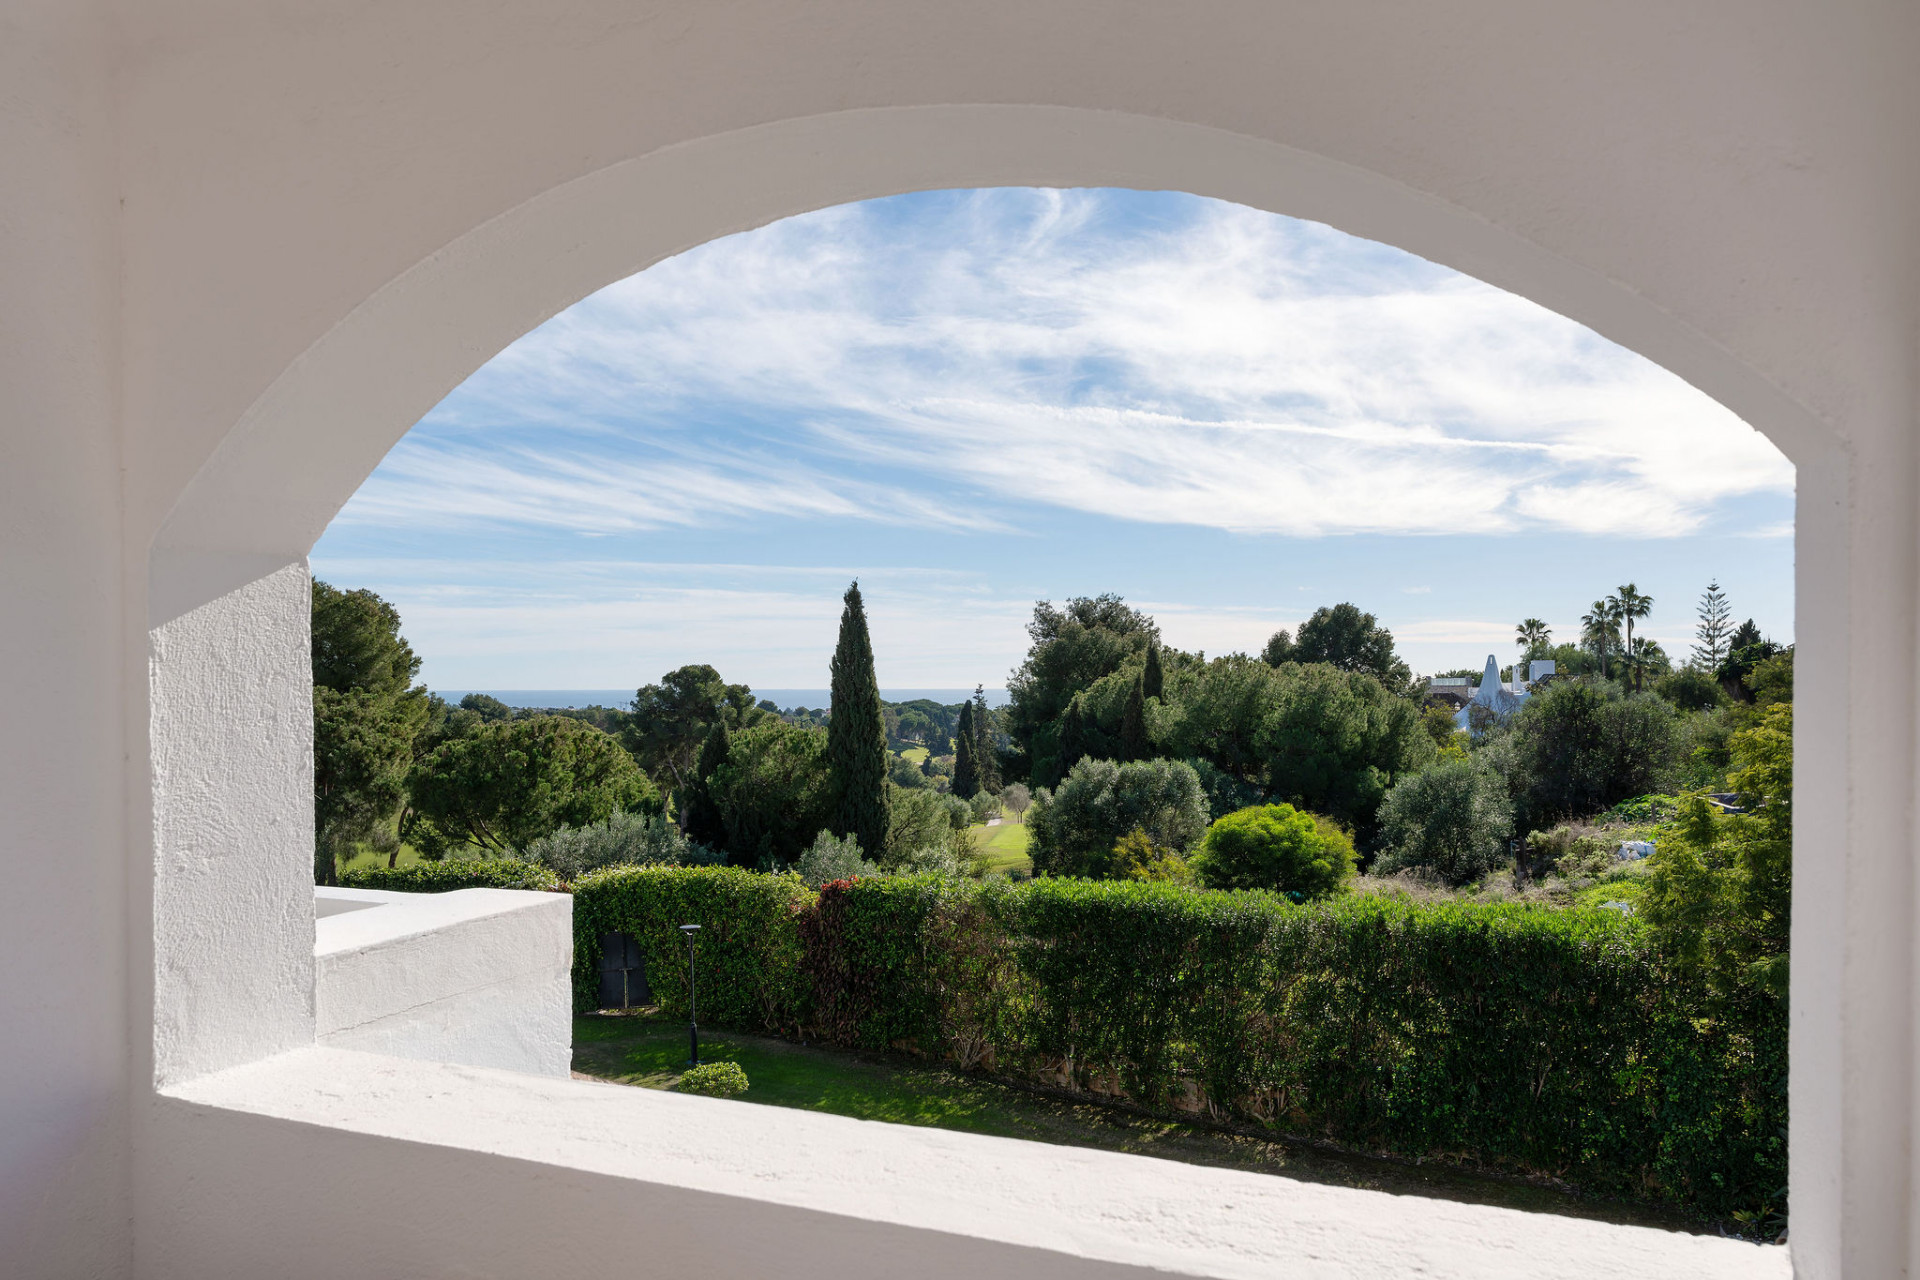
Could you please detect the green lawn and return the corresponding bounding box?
[971,820,1031,875]
[573,1013,1694,1232]
[899,745,930,765]
[333,841,427,877]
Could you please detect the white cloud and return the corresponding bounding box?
[336,188,1792,542]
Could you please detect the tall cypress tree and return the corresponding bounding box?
[1142,642,1165,701]
[681,718,730,848]
[971,684,999,793]
[1058,695,1089,778]
[828,581,891,857]
[1120,673,1149,761]
[953,701,979,799]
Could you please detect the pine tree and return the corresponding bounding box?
[1142,642,1164,701]
[681,719,730,848]
[953,699,979,799]
[1692,580,1733,670]
[827,581,891,857]
[971,684,999,792]
[1120,674,1149,761]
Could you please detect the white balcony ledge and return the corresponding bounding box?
[161,1046,1786,1280]
[313,886,571,1077]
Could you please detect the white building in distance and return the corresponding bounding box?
[1452,655,1556,732]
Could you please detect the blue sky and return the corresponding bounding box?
[311,188,1794,693]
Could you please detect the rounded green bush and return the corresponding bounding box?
[1190,803,1354,898]
[674,1060,749,1098]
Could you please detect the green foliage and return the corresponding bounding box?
[458,692,513,722]
[1142,642,1165,700]
[1007,594,1159,786]
[1508,680,1682,828]
[339,858,561,892]
[680,719,730,847]
[1252,661,1434,836]
[796,829,878,888]
[1374,759,1515,884]
[1745,648,1792,707]
[1119,673,1149,760]
[1643,703,1792,999]
[314,686,421,883]
[310,580,428,884]
[570,868,1785,1216]
[523,809,717,882]
[1191,803,1355,898]
[883,784,968,868]
[953,699,980,798]
[828,582,892,858]
[710,721,832,867]
[1027,757,1209,879]
[572,865,811,1033]
[407,715,658,856]
[1111,827,1196,883]
[311,579,422,699]
[675,1061,750,1098]
[1263,603,1412,692]
[889,752,928,789]
[1183,756,1265,820]
[625,664,763,798]
[1655,666,1725,712]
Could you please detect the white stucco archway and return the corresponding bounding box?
[8,6,1917,1279]
[148,104,1849,1279]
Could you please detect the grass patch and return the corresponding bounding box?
[899,746,930,765]
[573,1012,1700,1233]
[971,820,1031,875]
[334,841,427,877]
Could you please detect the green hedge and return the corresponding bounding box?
[571,865,810,1036]
[571,867,1784,1218]
[338,858,562,892]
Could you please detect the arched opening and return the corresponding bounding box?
[145,106,1842,1275]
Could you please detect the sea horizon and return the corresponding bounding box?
[438,687,1012,711]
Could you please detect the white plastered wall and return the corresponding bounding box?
[0,2,1915,1277]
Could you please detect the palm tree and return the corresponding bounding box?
[1581,599,1622,678]
[1612,583,1654,659]
[1516,618,1551,657]
[1621,636,1668,692]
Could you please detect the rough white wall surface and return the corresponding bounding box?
[158,1048,1788,1280]
[314,887,572,1077]
[149,563,316,1086]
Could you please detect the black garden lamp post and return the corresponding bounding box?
[679,924,701,1066]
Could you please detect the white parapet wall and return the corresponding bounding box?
[313,886,572,1078]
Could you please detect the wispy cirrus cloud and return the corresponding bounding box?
[336,188,1790,542]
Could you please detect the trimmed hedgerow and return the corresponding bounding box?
[570,866,1784,1218]
[571,864,810,1035]
[339,858,562,892]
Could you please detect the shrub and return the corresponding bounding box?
[523,809,719,882]
[675,1061,749,1098]
[968,790,1002,824]
[1112,827,1196,884]
[338,858,561,893]
[795,830,877,888]
[1190,803,1354,898]
[1655,667,1724,712]
[1028,757,1208,879]
[1509,681,1682,828]
[1183,756,1264,820]
[1374,758,1513,884]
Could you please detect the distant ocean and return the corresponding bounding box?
[439,688,1011,711]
